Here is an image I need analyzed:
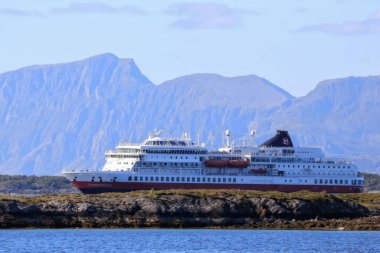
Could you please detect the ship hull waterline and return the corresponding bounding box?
[72,181,363,194]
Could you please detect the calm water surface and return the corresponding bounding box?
[0,229,379,253]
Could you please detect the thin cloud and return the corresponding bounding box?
[166,2,257,30]
[50,2,147,15]
[0,2,146,18]
[296,9,380,35]
[0,8,43,17]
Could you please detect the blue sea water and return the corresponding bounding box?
[0,229,379,253]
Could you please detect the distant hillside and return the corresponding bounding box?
[362,173,380,192]
[0,53,379,175]
[265,76,380,154]
[259,76,380,172]
[0,175,77,194]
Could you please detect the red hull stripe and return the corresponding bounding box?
[72,181,363,194]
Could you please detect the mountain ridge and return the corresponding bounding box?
[0,53,379,175]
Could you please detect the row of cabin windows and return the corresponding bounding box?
[313,179,364,185]
[142,149,207,154]
[286,171,355,176]
[109,155,141,158]
[144,140,187,146]
[279,164,350,169]
[138,162,199,167]
[116,161,201,166]
[114,156,199,162]
[127,176,237,183]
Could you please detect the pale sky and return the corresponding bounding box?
[1,0,380,96]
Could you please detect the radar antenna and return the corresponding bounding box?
[249,129,256,147]
[225,129,231,147]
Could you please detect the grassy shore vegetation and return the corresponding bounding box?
[1,189,379,211]
[0,175,77,194]
[362,173,380,192]
[0,172,379,195]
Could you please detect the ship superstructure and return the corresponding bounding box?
[62,130,364,193]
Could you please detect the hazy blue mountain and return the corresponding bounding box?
[0,54,153,174]
[142,73,294,141]
[258,76,380,172]
[261,76,380,152]
[0,54,379,174]
[0,54,293,175]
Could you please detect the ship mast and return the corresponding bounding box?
[250,130,256,147]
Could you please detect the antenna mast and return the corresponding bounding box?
[250,130,256,146]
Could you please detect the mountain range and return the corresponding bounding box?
[0,53,379,175]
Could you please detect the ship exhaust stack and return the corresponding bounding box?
[259,130,294,148]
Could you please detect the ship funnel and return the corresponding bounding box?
[259,130,293,148]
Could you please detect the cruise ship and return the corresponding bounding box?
[62,130,364,194]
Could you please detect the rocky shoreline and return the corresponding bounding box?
[0,190,379,230]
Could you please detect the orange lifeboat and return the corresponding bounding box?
[205,160,228,168]
[227,160,249,168]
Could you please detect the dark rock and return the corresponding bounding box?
[0,192,376,229]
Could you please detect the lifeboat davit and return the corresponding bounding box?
[204,160,227,168]
[227,160,249,168]
[252,168,267,174]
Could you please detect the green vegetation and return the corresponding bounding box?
[335,193,380,209]
[127,189,330,200]
[2,189,378,206]
[362,173,380,192]
[0,175,77,194]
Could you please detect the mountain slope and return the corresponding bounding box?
[0,55,293,175]
[0,54,379,174]
[263,76,380,153]
[141,73,294,140]
[0,53,153,174]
